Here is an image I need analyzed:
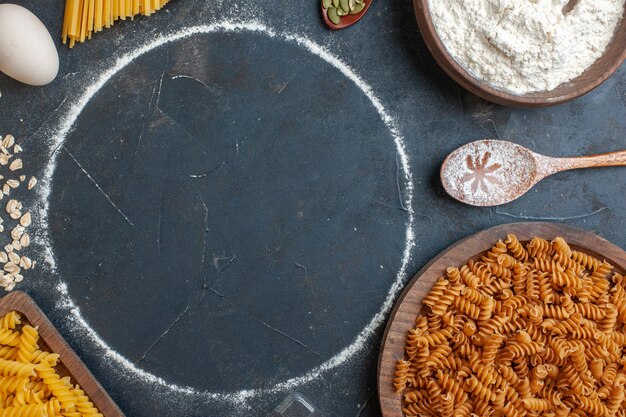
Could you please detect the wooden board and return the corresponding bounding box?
[377,222,626,417]
[0,291,125,417]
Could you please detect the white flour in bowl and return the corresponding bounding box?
[429,0,625,94]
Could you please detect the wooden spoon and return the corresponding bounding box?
[321,0,372,30]
[440,139,626,207]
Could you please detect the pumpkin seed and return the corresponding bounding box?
[328,6,341,24]
[339,0,349,12]
[323,0,332,8]
[350,2,366,14]
[355,0,364,3]
[349,0,356,11]
[336,7,348,16]
[332,0,339,7]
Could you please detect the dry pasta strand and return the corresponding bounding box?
[62,0,172,47]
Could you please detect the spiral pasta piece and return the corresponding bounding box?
[393,360,410,392]
[0,313,21,331]
[423,278,448,309]
[453,296,481,320]
[12,390,44,406]
[460,286,486,304]
[486,262,512,280]
[554,250,584,274]
[527,237,553,257]
[536,274,555,305]
[481,334,503,366]
[0,376,27,393]
[507,341,544,359]
[0,359,34,378]
[526,270,540,301]
[72,385,104,417]
[552,237,572,256]
[571,250,602,271]
[549,313,582,335]
[482,240,508,262]
[426,313,441,332]
[439,392,454,417]
[0,330,20,347]
[16,326,38,364]
[437,370,467,404]
[43,399,60,417]
[505,234,528,261]
[570,343,593,384]
[0,404,45,417]
[607,385,625,416]
[445,267,462,284]
[522,397,550,411]
[424,345,451,368]
[579,395,608,416]
[416,327,453,347]
[402,400,426,416]
[592,261,614,279]
[29,351,59,367]
[512,263,527,295]
[0,346,18,361]
[496,253,518,269]
[465,375,496,401]
[431,285,463,316]
[34,364,75,410]
[470,261,493,286]
[454,400,473,417]
[476,314,509,339]
[459,265,481,289]
[574,302,606,320]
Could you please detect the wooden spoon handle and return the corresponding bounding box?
[540,150,626,176]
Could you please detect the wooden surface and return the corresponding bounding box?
[321,0,372,29]
[413,0,626,108]
[0,291,125,417]
[377,222,626,417]
[537,149,626,178]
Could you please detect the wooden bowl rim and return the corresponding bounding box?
[377,222,626,417]
[413,0,626,108]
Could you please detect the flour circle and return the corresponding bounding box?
[34,21,416,405]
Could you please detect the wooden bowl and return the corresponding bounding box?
[413,0,626,107]
[377,222,626,417]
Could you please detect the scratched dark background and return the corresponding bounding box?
[0,1,624,416]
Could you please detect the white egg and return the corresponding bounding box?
[0,4,59,86]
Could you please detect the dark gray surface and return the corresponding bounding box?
[0,1,624,416]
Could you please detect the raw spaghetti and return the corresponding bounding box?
[62,0,171,48]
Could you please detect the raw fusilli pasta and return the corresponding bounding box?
[0,311,104,417]
[394,234,626,417]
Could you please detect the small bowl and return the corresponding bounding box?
[322,0,372,30]
[413,0,626,108]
